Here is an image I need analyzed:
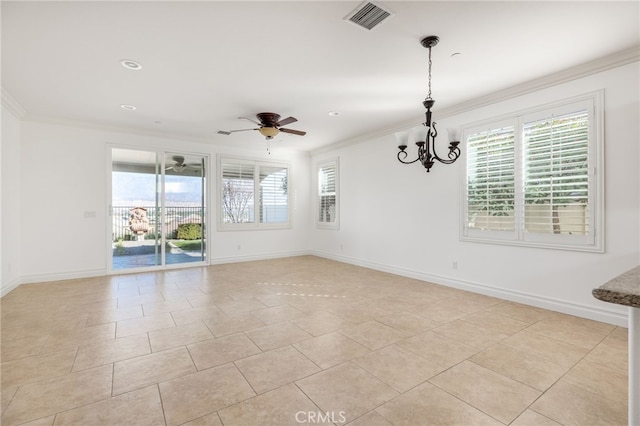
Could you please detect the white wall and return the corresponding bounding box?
[310,62,640,326]
[1,97,23,296]
[18,121,311,283]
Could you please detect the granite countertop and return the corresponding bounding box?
[592,266,640,308]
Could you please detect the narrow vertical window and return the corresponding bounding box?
[317,159,339,229]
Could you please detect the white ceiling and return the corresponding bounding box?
[2,1,639,152]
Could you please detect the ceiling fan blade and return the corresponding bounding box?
[239,116,262,125]
[280,128,306,136]
[217,128,257,135]
[276,116,297,127]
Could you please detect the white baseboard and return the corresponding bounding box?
[311,250,628,327]
[1,277,21,297]
[19,268,107,285]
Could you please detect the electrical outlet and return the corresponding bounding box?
[452,261,458,270]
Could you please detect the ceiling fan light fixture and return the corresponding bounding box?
[259,127,280,138]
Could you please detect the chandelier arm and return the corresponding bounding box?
[397,151,422,164]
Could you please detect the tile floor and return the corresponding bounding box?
[0,256,628,425]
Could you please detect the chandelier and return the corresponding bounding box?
[396,36,461,172]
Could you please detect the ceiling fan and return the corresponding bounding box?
[166,155,201,173]
[217,112,307,140]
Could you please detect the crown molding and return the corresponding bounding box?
[311,46,640,157]
[1,88,26,119]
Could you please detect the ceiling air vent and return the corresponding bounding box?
[345,1,393,31]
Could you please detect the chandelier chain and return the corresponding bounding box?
[427,46,432,99]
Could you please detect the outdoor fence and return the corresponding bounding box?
[112,206,205,242]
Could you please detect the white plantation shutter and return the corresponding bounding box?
[466,124,516,232]
[462,92,602,251]
[259,165,289,224]
[523,109,590,237]
[318,161,337,225]
[219,157,291,229]
[221,162,255,223]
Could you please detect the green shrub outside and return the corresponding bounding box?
[176,223,201,240]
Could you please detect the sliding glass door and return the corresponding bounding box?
[110,148,207,272]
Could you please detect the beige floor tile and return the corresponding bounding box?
[470,344,569,391]
[485,301,553,323]
[563,359,628,402]
[40,321,116,354]
[346,410,393,426]
[409,301,468,323]
[204,312,265,337]
[149,321,213,352]
[296,362,398,423]
[17,415,55,426]
[376,311,441,336]
[353,344,445,392]
[430,360,540,424]
[462,310,530,335]
[293,331,370,369]
[187,332,261,370]
[0,334,49,362]
[585,333,628,372]
[531,380,627,425]
[397,330,480,368]
[181,411,223,426]
[1,364,113,425]
[292,311,352,336]
[159,363,255,426]
[251,304,305,325]
[501,330,589,367]
[375,381,502,426]
[511,409,562,425]
[215,298,267,316]
[1,350,76,389]
[115,312,175,338]
[526,314,614,349]
[234,345,320,394]
[113,346,197,395]
[1,386,17,417]
[433,319,510,350]
[244,322,312,351]
[72,333,150,371]
[329,302,389,324]
[85,305,144,326]
[142,298,193,315]
[339,320,407,350]
[436,293,503,313]
[218,383,322,426]
[52,385,165,425]
[170,305,224,326]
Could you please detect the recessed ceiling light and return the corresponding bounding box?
[450,52,462,58]
[328,111,340,116]
[120,104,136,110]
[120,59,142,70]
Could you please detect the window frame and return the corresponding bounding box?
[217,155,292,231]
[315,158,340,229]
[460,91,604,252]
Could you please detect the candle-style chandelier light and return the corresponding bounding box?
[396,36,461,172]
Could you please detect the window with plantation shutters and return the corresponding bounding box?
[462,92,603,252]
[523,110,589,237]
[219,157,291,230]
[466,124,516,232]
[317,159,339,228]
